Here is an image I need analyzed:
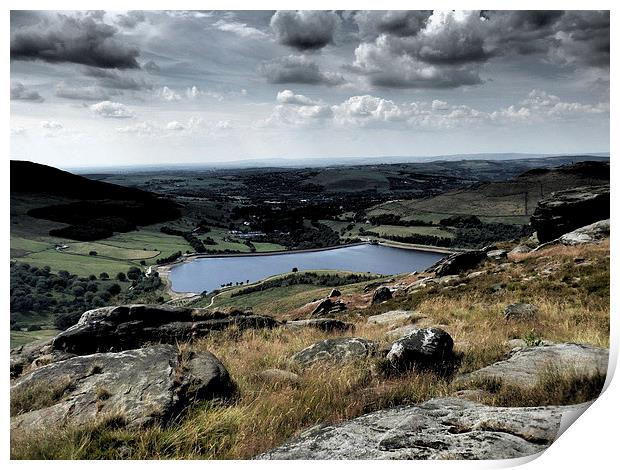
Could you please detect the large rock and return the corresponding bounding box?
[430,250,486,277]
[284,318,353,332]
[531,185,609,243]
[559,219,610,245]
[290,338,377,368]
[367,310,415,326]
[52,305,279,355]
[311,298,346,316]
[371,286,392,304]
[10,345,233,433]
[504,303,539,321]
[457,343,608,388]
[258,397,589,459]
[385,328,455,372]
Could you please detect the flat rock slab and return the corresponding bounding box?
[11,344,233,433]
[559,219,610,245]
[290,338,377,368]
[52,304,279,355]
[258,397,589,460]
[367,310,415,326]
[457,343,608,388]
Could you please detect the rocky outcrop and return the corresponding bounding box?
[385,328,455,373]
[311,298,346,316]
[258,397,589,460]
[11,345,233,433]
[367,310,415,326]
[371,286,392,304]
[10,339,73,379]
[504,303,539,321]
[52,305,279,355]
[456,343,608,388]
[329,289,341,298]
[559,219,610,245]
[486,249,507,260]
[531,185,609,243]
[290,338,377,368]
[255,369,301,387]
[509,245,532,255]
[285,318,353,332]
[431,250,486,277]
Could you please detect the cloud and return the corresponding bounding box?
[166,121,185,131]
[10,11,140,69]
[11,127,27,136]
[55,82,110,101]
[116,116,225,136]
[260,89,608,129]
[354,11,432,40]
[143,60,160,74]
[350,10,609,89]
[214,19,267,38]
[157,86,182,101]
[270,10,341,50]
[276,90,320,106]
[90,100,134,118]
[115,11,146,29]
[10,82,44,102]
[40,120,63,129]
[259,55,344,86]
[83,67,152,90]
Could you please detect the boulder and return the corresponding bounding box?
[255,369,301,387]
[284,319,353,332]
[290,338,377,368]
[385,324,419,340]
[311,298,346,316]
[559,219,610,245]
[10,345,233,433]
[257,397,589,459]
[371,286,392,304]
[328,289,341,298]
[367,310,415,326]
[509,245,532,255]
[486,249,507,260]
[504,303,539,321]
[385,327,455,372]
[430,250,486,277]
[530,185,609,243]
[52,305,279,355]
[456,343,608,388]
[507,339,528,349]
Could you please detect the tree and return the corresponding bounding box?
[99,272,109,280]
[107,283,121,296]
[116,272,127,281]
[127,267,142,280]
[89,251,98,256]
[292,267,298,272]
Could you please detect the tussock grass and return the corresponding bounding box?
[10,376,73,417]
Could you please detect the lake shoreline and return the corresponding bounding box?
[156,241,452,297]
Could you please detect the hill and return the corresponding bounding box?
[11,160,181,241]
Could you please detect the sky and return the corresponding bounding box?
[9,10,610,168]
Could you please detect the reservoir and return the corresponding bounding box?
[168,244,446,293]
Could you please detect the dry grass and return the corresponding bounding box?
[10,376,73,417]
[10,240,609,459]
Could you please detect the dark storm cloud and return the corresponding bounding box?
[354,11,432,40]
[270,10,341,51]
[351,10,609,89]
[10,82,44,102]
[83,67,153,90]
[10,11,140,69]
[259,55,344,85]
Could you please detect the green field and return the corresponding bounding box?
[10,328,59,349]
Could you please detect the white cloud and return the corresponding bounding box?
[166,121,185,131]
[260,89,608,129]
[214,19,267,38]
[276,90,320,106]
[90,101,135,119]
[157,86,182,102]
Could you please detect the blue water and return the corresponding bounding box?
[168,244,445,293]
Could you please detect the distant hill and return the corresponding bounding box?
[365,161,610,225]
[11,160,181,241]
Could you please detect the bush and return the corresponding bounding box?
[116,272,127,282]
